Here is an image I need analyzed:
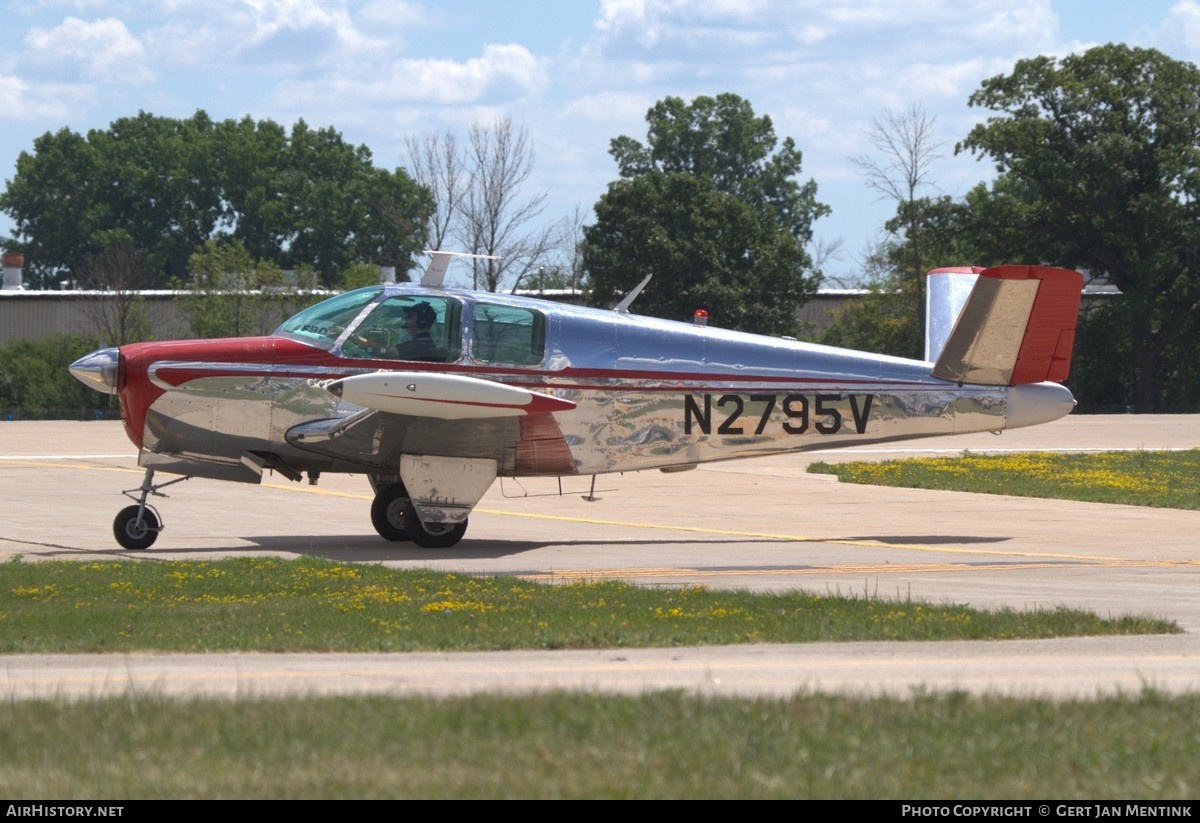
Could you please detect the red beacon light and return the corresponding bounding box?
[693,308,708,327]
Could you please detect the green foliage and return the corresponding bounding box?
[957,44,1200,411]
[584,94,825,334]
[0,110,432,288]
[519,264,578,291]
[0,335,118,420]
[821,280,923,358]
[608,94,825,241]
[289,264,322,291]
[1071,302,1137,412]
[584,173,814,333]
[338,261,385,291]
[176,239,270,338]
[176,238,317,338]
[820,233,919,359]
[824,193,986,358]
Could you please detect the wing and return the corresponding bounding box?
[286,373,578,477]
[325,371,575,419]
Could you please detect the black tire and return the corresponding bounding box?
[370,482,410,542]
[402,504,468,549]
[113,505,160,550]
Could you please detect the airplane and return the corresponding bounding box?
[69,252,1083,550]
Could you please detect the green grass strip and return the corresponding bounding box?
[0,556,1177,653]
[2,691,1198,798]
[808,449,1200,509]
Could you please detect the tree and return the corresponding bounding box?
[73,243,157,345]
[403,117,562,292]
[559,204,589,292]
[846,104,948,340]
[460,116,559,292]
[821,240,923,357]
[0,111,432,289]
[0,335,115,420]
[275,120,430,282]
[0,114,222,288]
[404,128,467,253]
[852,105,946,211]
[957,44,1200,412]
[820,194,981,358]
[177,239,287,338]
[583,94,826,335]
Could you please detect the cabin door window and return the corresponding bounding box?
[471,304,545,366]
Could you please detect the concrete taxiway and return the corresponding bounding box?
[1,414,1197,700]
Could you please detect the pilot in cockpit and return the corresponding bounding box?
[393,302,440,361]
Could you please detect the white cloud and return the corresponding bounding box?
[1158,0,1200,58]
[562,90,654,126]
[271,42,545,108]
[23,16,153,85]
[357,0,435,30]
[0,75,70,121]
[140,18,237,67]
[236,0,371,63]
[135,0,387,71]
[0,73,100,124]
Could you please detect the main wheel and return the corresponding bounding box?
[113,505,160,550]
[370,482,410,541]
[402,505,468,549]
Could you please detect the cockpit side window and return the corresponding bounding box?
[340,295,462,362]
[471,303,545,366]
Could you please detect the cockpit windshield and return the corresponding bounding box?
[273,287,383,349]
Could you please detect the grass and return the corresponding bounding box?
[807,449,1200,510]
[1,557,1177,653]
[3,692,1198,799]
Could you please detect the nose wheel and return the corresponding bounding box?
[111,468,188,550]
[113,504,161,550]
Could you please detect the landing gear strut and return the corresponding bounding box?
[112,469,187,550]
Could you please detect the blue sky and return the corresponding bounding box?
[2,0,1197,285]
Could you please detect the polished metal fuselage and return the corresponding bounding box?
[118,284,1050,483]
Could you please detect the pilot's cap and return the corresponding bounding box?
[405,302,436,327]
